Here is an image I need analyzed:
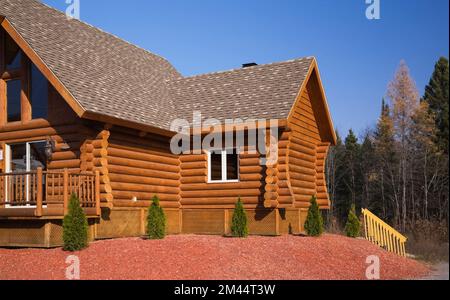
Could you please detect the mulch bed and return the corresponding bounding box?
[0,234,430,280]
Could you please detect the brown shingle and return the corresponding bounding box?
[1,0,314,132]
[167,58,314,126]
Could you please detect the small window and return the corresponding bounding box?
[31,64,48,119]
[6,79,21,122]
[207,149,239,183]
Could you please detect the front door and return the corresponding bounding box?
[4,141,47,207]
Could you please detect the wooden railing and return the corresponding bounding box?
[0,168,100,217]
[361,208,407,257]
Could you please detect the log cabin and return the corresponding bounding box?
[0,0,336,247]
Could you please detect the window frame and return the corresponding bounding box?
[207,149,240,183]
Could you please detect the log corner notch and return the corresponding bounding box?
[264,163,279,208]
[91,129,113,208]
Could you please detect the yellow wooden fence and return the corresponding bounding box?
[361,208,407,257]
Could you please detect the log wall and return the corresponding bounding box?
[287,85,331,209]
[106,127,181,209]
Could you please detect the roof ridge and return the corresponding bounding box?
[37,0,179,74]
[168,56,315,82]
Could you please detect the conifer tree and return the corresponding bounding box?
[345,204,361,238]
[147,195,166,239]
[231,198,248,237]
[63,194,89,251]
[304,196,324,237]
[423,57,449,153]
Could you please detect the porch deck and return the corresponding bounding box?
[0,168,101,219]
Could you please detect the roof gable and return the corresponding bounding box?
[1,0,181,131]
[0,0,336,143]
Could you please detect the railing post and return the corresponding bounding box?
[35,168,43,217]
[63,168,69,215]
[95,170,101,216]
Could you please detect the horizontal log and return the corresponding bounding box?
[180,176,206,184]
[289,156,316,169]
[180,161,207,170]
[108,146,180,166]
[181,181,261,191]
[294,195,316,202]
[278,188,292,196]
[287,172,315,183]
[317,186,327,193]
[289,137,316,153]
[112,190,180,202]
[290,179,316,189]
[239,158,261,166]
[317,193,329,199]
[108,173,179,187]
[180,155,206,163]
[290,123,321,142]
[239,174,263,182]
[289,165,316,176]
[108,165,179,180]
[277,164,287,172]
[316,152,327,160]
[113,199,180,209]
[180,197,259,206]
[289,149,316,163]
[181,189,261,198]
[240,166,263,174]
[0,124,83,140]
[51,151,80,161]
[47,159,80,169]
[278,195,294,204]
[180,169,206,177]
[108,157,179,173]
[110,182,179,194]
[292,187,316,196]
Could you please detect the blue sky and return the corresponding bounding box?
[42,0,449,137]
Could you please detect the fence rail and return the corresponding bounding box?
[361,208,407,257]
[0,168,100,217]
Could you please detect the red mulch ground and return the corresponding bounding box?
[0,234,430,280]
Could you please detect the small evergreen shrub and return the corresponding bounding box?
[147,195,166,239]
[63,194,89,251]
[231,198,248,238]
[345,204,361,238]
[304,195,324,237]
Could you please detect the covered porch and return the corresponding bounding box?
[0,168,101,219]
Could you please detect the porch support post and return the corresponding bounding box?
[95,170,101,216]
[35,167,43,217]
[63,168,69,215]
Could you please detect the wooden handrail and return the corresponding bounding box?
[361,208,407,257]
[0,170,100,217]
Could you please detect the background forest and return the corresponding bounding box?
[325,57,449,261]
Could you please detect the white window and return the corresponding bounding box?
[207,149,239,183]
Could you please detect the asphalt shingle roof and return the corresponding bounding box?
[0,0,314,132]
